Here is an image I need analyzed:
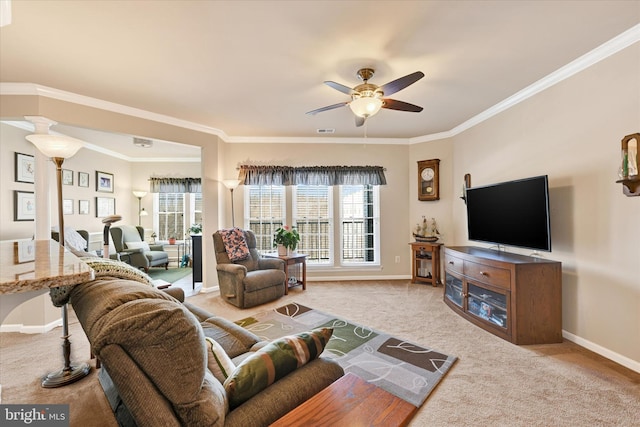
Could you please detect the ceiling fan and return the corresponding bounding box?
[306,68,425,127]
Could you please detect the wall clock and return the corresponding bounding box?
[417,159,440,201]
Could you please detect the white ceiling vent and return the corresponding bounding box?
[316,128,335,134]
[133,137,153,148]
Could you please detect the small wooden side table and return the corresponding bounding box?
[265,253,307,295]
[409,241,443,287]
[270,373,417,427]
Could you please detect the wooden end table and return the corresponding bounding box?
[409,241,443,287]
[265,253,307,295]
[270,373,417,427]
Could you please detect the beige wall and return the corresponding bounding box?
[1,123,133,330]
[223,142,412,278]
[415,43,639,367]
[0,123,206,328]
[1,41,637,368]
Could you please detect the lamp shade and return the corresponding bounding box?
[133,190,147,198]
[139,208,149,217]
[349,97,383,118]
[26,134,84,159]
[223,179,241,190]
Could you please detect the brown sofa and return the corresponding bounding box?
[68,270,343,426]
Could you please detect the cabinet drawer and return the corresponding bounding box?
[444,254,464,275]
[464,261,511,289]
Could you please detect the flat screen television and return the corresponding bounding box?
[465,175,552,252]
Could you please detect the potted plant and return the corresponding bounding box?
[168,235,177,245]
[189,223,202,235]
[273,226,300,256]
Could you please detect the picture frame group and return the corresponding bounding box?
[13,151,117,221]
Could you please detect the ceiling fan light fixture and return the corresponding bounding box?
[349,96,383,118]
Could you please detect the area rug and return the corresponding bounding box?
[235,302,457,407]
[146,267,192,283]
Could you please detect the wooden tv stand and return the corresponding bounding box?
[443,246,562,345]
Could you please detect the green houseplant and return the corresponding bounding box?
[189,223,202,235]
[273,226,300,253]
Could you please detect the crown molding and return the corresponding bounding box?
[2,24,637,146]
[224,135,407,145]
[0,82,228,140]
[444,23,640,139]
[2,119,199,163]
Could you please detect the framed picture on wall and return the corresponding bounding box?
[78,172,90,188]
[96,171,114,193]
[62,169,74,185]
[14,190,35,221]
[79,199,90,215]
[96,197,115,217]
[63,199,74,215]
[15,152,35,184]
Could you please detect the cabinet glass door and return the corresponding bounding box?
[467,283,508,329]
[444,273,463,308]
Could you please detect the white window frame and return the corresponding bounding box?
[292,185,333,266]
[244,184,381,268]
[339,184,380,266]
[244,185,286,252]
[153,192,201,241]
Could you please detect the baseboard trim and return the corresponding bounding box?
[308,275,412,282]
[562,330,640,374]
[0,318,62,334]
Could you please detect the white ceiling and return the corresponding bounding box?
[1,1,638,159]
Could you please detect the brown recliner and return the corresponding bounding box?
[213,229,286,308]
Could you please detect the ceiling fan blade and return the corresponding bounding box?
[306,102,349,115]
[324,81,355,95]
[382,98,423,112]
[379,71,425,96]
[355,116,365,127]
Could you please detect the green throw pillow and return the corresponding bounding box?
[205,337,236,383]
[223,328,333,408]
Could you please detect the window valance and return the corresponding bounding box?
[149,177,202,193]
[238,165,387,186]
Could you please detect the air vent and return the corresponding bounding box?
[316,128,335,134]
[133,137,153,148]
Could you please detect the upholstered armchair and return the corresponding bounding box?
[110,225,169,272]
[213,228,286,308]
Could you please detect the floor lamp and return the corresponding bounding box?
[102,215,122,259]
[223,179,241,227]
[26,133,90,388]
[133,190,147,226]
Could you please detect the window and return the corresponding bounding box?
[246,185,285,251]
[245,184,379,267]
[155,192,201,240]
[293,185,332,265]
[191,192,202,226]
[340,185,379,264]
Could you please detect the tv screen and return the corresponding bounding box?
[465,175,551,252]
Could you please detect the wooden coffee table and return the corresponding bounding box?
[270,373,418,427]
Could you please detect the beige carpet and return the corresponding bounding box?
[1,280,639,426]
